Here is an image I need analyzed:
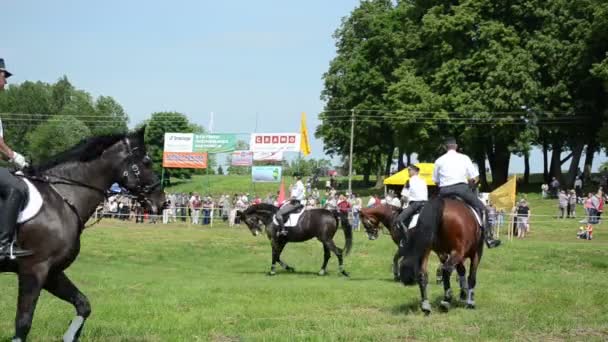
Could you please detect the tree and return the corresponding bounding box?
[317,0,399,185]
[27,116,91,163]
[0,76,130,159]
[93,96,129,136]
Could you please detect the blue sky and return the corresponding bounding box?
[3,0,605,174]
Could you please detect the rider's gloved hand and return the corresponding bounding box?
[10,152,29,169]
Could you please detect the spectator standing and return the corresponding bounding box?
[567,190,577,218]
[589,192,600,224]
[162,200,171,224]
[487,203,497,230]
[336,194,352,230]
[190,193,202,224]
[574,176,583,198]
[550,177,560,198]
[541,184,549,199]
[597,190,604,223]
[515,199,531,238]
[558,190,568,219]
[351,194,362,231]
[135,202,144,223]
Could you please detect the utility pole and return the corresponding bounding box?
[348,109,355,194]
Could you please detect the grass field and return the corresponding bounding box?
[1,195,608,341]
[165,174,382,197]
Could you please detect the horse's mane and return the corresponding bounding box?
[243,203,278,215]
[28,133,127,174]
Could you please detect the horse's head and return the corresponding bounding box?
[115,127,162,211]
[239,204,276,237]
[360,207,380,240]
[238,210,264,236]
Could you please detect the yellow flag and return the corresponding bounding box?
[300,112,311,156]
[490,176,517,211]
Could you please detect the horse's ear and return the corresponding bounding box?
[135,125,146,140]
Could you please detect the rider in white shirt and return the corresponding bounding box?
[0,58,33,258]
[276,175,306,236]
[396,165,428,232]
[433,137,501,248]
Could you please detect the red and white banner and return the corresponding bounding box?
[250,133,301,153]
[162,152,208,169]
[253,151,283,161]
[231,151,253,166]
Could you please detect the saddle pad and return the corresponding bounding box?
[409,205,481,229]
[408,214,419,229]
[469,206,482,226]
[17,178,43,224]
[273,208,306,227]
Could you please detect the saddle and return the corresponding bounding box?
[14,175,43,224]
[444,196,483,226]
[273,206,306,227]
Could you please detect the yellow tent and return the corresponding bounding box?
[384,163,436,186]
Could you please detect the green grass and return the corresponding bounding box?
[164,174,380,197]
[1,194,608,341]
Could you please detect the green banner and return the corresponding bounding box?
[193,134,237,153]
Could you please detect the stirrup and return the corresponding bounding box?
[9,241,16,260]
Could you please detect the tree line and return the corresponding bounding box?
[316,0,608,189]
[0,76,128,163]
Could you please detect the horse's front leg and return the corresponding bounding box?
[392,250,400,281]
[268,239,279,276]
[418,250,432,315]
[44,271,91,342]
[13,264,49,342]
[275,240,294,272]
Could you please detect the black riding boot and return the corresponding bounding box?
[482,215,501,248]
[275,215,288,237]
[0,189,32,259]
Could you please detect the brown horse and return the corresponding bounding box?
[398,197,484,315]
[359,204,404,280]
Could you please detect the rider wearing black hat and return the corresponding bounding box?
[0,58,33,259]
[432,137,501,248]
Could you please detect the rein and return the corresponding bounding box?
[25,174,108,230]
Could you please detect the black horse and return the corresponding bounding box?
[238,203,352,276]
[0,128,163,342]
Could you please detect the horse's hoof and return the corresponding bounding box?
[318,269,327,276]
[340,270,350,277]
[267,271,277,276]
[286,266,295,273]
[393,275,400,282]
[421,301,432,315]
[439,300,450,312]
[466,302,476,309]
[460,290,467,301]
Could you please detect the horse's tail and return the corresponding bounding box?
[343,214,353,256]
[399,197,443,286]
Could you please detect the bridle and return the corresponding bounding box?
[122,138,160,195]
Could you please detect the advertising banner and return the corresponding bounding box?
[193,134,237,153]
[163,133,194,152]
[231,150,253,166]
[250,133,301,152]
[252,166,282,183]
[253,151,284,161]
[162,152,208,169]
